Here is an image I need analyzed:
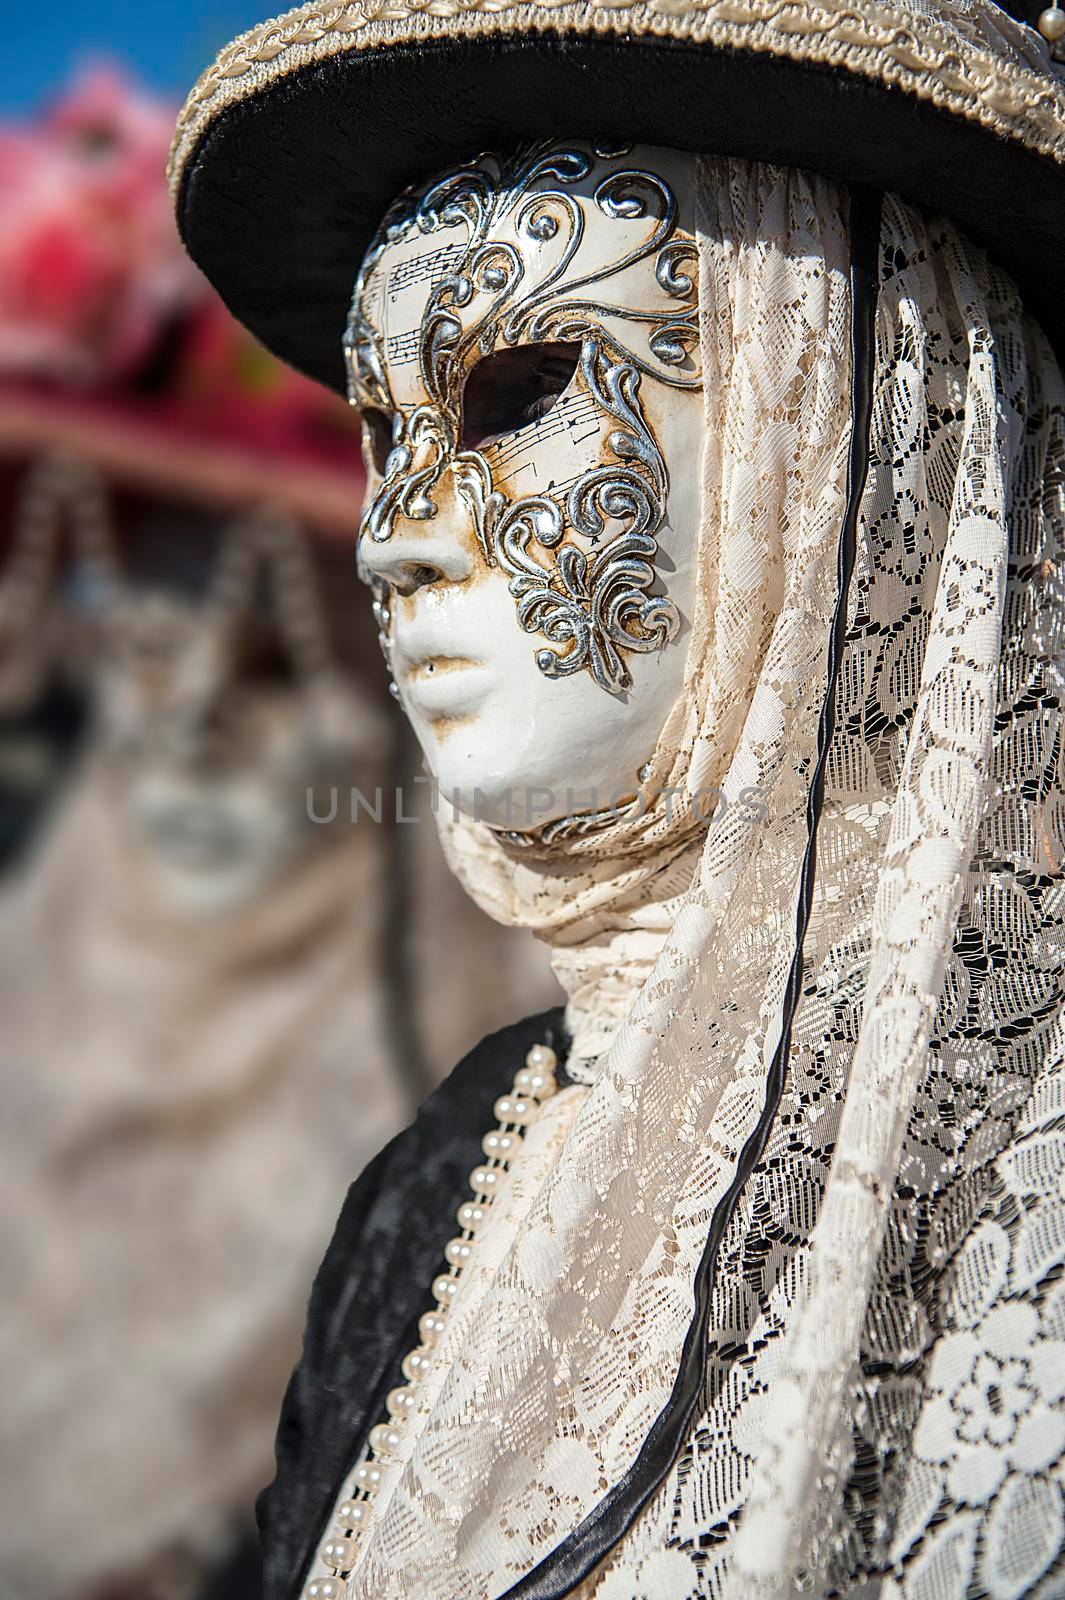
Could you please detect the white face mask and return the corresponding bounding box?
[349,141,703,830]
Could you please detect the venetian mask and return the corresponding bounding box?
[348,141,704,830]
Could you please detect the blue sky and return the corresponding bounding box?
[2,0,266,115]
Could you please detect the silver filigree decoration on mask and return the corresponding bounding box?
[345,141,700,697]
[453,338,680,692]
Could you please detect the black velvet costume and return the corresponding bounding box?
[257,1008,568,1600]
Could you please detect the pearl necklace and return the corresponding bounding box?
[302,1041,561,1599]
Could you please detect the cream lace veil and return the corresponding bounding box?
[352,158,1065,1598]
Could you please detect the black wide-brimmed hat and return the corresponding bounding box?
[170,0,1065,393]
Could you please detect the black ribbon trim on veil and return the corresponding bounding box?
[500,183,884,1600]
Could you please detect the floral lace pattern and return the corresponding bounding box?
[568,193,1065,1600]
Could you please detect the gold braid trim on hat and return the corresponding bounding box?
[169,0,1065,198]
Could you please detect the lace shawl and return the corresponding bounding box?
[340,159,1065,1599]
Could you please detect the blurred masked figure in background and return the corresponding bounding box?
[0,507,400,1598]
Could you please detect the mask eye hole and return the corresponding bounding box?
[361,408,394,475]
[460,342,582,451]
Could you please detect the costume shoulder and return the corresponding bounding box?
[257,1005,566,1600]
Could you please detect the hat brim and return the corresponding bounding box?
[174,16,1065,393]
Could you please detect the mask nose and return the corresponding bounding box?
[357,479,477,597]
